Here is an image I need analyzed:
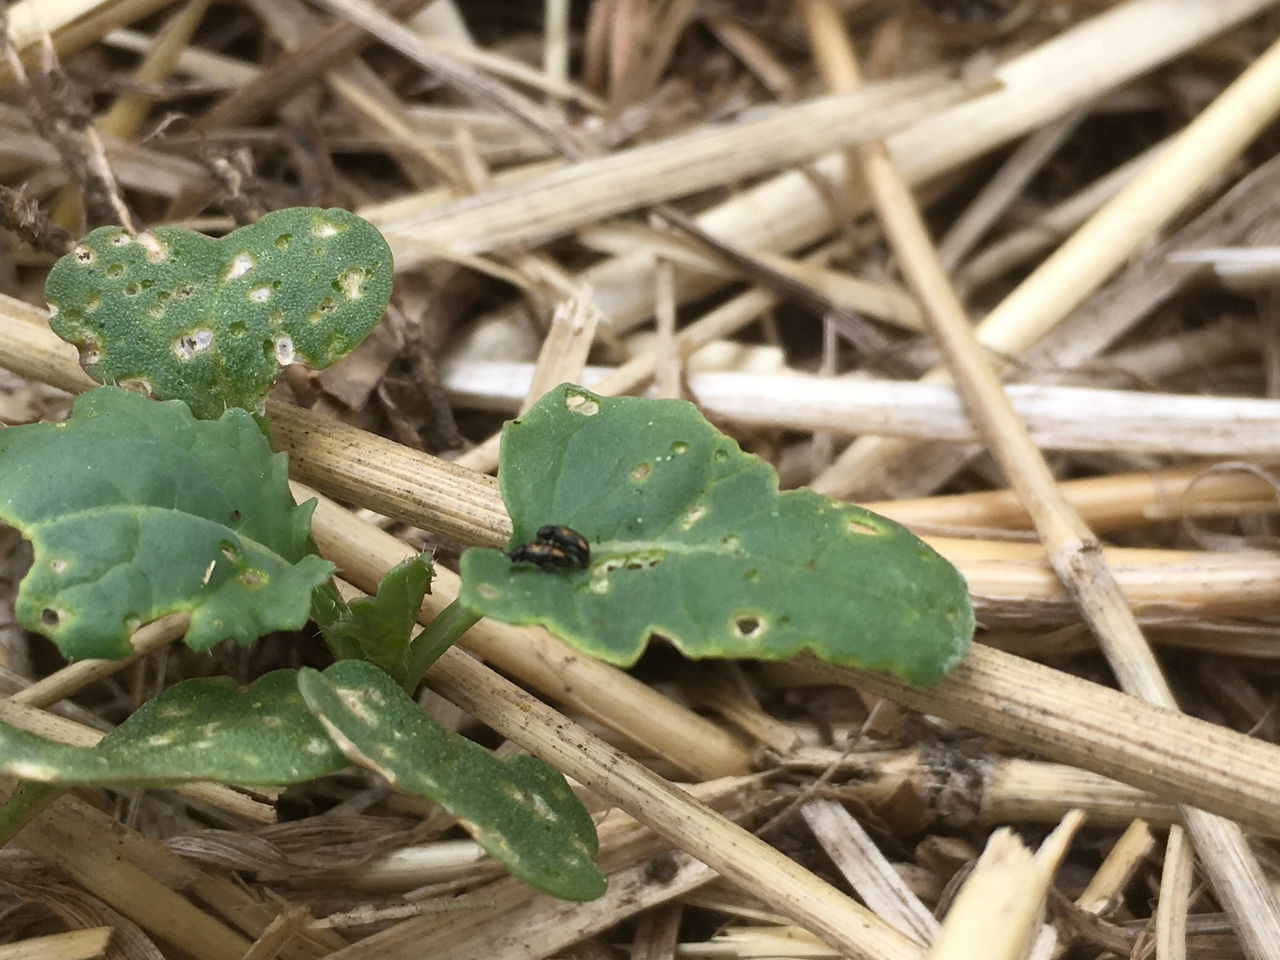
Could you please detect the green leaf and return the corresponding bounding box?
[46,207,393,419]
[298,659,605,901]
[321,554,434,675]
[0,670,346,785]
[458,384,973,685]
[0,386,334,660]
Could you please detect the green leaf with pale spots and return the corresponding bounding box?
[458,384,974,685]
[46,207,392,419]
[297,659,605,901]
[0,386,334,660]
[0,670,346,786]
[321,554,434,675]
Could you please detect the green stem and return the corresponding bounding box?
[402,599,481,689]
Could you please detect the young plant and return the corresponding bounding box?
[0,208,975,905]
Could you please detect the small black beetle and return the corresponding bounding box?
[508,525,591,572]
[508,541,577,572]
[535,525,590,567]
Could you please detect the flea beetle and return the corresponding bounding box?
[536,525,590,567]
[508,525,591,572]
[508,541,577,572]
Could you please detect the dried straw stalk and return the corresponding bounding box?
[794,0,1280,951]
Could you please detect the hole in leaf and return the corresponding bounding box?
[275,233,293,250]
[229,321,246,336]
[680,505,706,529]
[174,329,213,359]
[124,282,141,296]
[174,282,195,299]
[732,614,765,639]
[308,297,336,323]
[84,293,100,312]
[249,284,272,303]
[312,220,339,238]
[230,509,241,522]
[118,377,153,397]
[220,542,239,562]
[137,231,167,262]
[631,462,650,482]
[621,552,663,571]
[274,335,295,365]
[40,608,59,627]
[847,518,880,535]
[712,447,729,463]
[671,440,689,455]
[269,308,284,326]
[721,534,742,553]
[240,569,266,587]
[108,233,131,246]
[50,559,67,573]
[225,253,254,279]
[336,267,366,299]
[74,245,94,263]
[106,263,125,277]
[565,393,599,416]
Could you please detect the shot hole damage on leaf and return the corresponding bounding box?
[564,392,598,416]
[847,517,883,535]
[0,387,333,660]
[173,329,212,360]
[680,505,706,529]
[459,384,975,685]
[240,569,267,587]
[45,207,393,420]
[337,267,367,299]
[137,231,167,262]
[225,252,254,280]
[274,334,295,365]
